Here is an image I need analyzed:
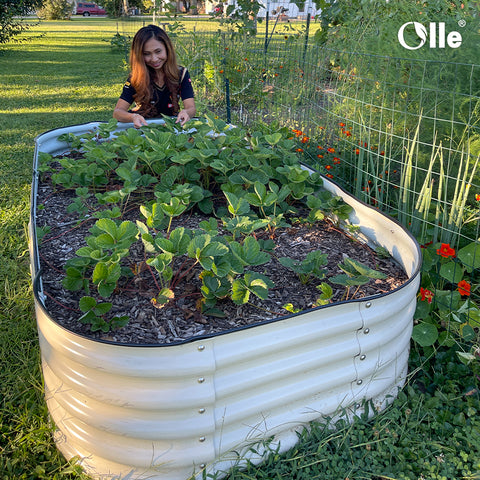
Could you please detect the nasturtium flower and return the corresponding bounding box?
[419,287,434,304]
[436,243,456,258]
[458,280,471,296]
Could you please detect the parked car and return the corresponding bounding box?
[75,2,106,15]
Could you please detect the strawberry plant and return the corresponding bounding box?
[37,114,400,334]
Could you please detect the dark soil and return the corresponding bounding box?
[34,180,408,345]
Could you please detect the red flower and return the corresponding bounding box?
[333,157,341,164]
[327,147,335,153]
[339,122,345,127]
[325,165,332,170]
[296,148,303,152]
[326,173,334,178]
[301,136,310,143]
[437,243,456,258]
[420,287,434,304]
[458,280,471,296]
[476,193,480,201]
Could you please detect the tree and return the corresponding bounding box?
[37,0,72,19]
[0,0,44,44]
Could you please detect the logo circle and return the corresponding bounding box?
[398,22,428,50]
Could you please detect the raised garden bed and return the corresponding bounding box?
[29,117,421,480]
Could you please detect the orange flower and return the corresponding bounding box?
[345,131,352,137]
[437,243,456,258]
[317,154,323,159]
[327,147,335,153]
[458,280,471,296]
[325,165,332,170]
[419,287,434,304]
[333,157,341,164]
[219,69,224,74]
[326,173,334,178]
[317,145,324,150]
[339,122,345,127]
[296,148,303,152]
[355,148,360,155]
[301,136,310,143]
[476,193,480,201]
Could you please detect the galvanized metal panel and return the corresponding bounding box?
[30,123,422,480]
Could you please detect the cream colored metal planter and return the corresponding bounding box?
[30,122,421,480]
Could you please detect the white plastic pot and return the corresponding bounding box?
[29,122,421,480]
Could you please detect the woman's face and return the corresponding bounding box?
[142,37,168,71]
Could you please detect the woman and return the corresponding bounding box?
[113,25,196,128]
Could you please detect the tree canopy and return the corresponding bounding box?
[0,0,44,44]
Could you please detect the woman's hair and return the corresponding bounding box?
[130,24,181,116]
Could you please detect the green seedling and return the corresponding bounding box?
[330,256,387,300]
[78,296,129,333]
[279,250,328,284]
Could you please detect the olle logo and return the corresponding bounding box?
[398,22,463,50]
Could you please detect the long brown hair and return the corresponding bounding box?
[129,25,181,116]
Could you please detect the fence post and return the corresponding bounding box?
[222,33,231,123]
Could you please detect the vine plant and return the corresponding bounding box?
[38,115,388,332]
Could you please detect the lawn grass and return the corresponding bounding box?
[0,17,479,480]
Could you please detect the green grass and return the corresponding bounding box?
[0,17,479,480]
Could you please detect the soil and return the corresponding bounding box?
[34,179,409,345]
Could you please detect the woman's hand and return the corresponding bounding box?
[175,109,190,127]
[132,113,148,129]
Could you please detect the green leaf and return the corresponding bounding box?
[439,261,464,284]
[79,296,97,312]
[457,242,480,272]
[264,133,282,145]
[412,322,438,347]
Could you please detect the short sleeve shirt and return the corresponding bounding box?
[119,67,194,117]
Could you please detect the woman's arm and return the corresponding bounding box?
[176,97,196,127]
[113,98,148,128]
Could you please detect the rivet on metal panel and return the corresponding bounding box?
[197,345,205,351]
[365,301,372,308]
[357,379,363,385]
[360,355,366,361]
[199,436,206,442]
[198,408,206,414]
[363,328,370,334]
[198,377,205,383]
